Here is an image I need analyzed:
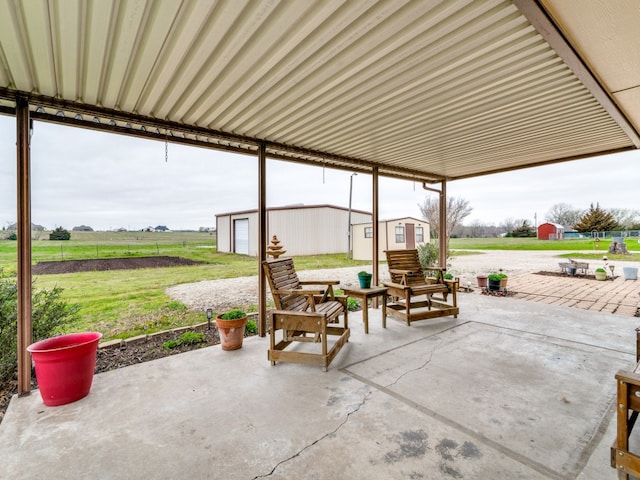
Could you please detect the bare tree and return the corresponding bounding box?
[499,218,519,234]
[418,195,472,245]
[545,203,583,228]
[608,208,640,229]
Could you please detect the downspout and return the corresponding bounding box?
[422,180,447,269]
[16,95,33,395]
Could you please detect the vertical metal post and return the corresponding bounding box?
[347,173,357,259]
[258,142,267,337]
[16,95,33,395]
[372,167,379,306]
[439,180,447,268]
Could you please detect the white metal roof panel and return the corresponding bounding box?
[0,0,638,181]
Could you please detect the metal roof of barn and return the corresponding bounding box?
[0,0,638,182]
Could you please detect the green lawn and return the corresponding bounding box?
[1,231,369,341]
[449,237,640,251]
[449,237,640,262]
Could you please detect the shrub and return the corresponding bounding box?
[347,297,360,311]
[162,331,206,350]
[443,273,454,280]
[595,267,606,273]
[487,273,502,281]
[176,331,205,345]
[49,226,71,240]
[245,319,258,335]
[0,272,80,383]
[7,233,17,241]
[417,242,439,269]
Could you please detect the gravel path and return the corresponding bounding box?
[166,250,636,313]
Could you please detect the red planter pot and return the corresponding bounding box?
[27,332,102,406]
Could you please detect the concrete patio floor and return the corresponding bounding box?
[2,292,639,480]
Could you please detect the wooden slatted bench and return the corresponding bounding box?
[611,327,640,479]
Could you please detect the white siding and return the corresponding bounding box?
[352,217,430,261]
[216,205,371,256]
[216,215,231,253]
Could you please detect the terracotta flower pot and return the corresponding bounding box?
[215,315,248,350]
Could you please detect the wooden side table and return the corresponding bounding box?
[341,286,388,334]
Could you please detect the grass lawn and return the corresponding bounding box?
[449,237,640,262]
[1,231,370,341]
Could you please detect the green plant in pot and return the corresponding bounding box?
[497,272,508,289]
[594,267,607,281]
[487,273,502,291]
[357,271,372,288]
[215,308,248,350]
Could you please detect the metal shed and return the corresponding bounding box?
[537,222,565,240]
[216,204,372,257]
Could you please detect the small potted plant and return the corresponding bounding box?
[498,272,508,289]
[357,271,372,288]
[215,309,248,350]
[594,268,607,281]
[487,273,502,291]
[476,274,488,288]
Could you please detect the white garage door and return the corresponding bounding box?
[234,219,249,255]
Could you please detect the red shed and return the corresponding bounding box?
[537,222,564,240]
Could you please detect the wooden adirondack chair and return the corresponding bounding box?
[382,249,459,325]
[262,257,350,371]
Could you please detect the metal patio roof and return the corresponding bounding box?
[0,0,638,182]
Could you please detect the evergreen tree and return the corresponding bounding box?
[509,220,536,237]
[573,203,620,233]
[49,226,71,240]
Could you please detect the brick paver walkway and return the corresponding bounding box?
[498,272,639,317]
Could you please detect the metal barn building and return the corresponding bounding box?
[352,217,430,261]
[216,205,371,257]
[537,222,565,240]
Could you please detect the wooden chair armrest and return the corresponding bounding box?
[299,280,340,286]
[616,368,640,385]
[388,268,416,275]
[381,281,411,291]
[270,308,324,319]
[274,288,325,296]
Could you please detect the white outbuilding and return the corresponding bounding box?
[351,217,430,261]
[216,204,372,257]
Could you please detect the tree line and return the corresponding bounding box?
[418,196,640,240]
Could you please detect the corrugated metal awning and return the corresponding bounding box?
[0,0,638,182]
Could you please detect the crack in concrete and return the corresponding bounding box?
[252,390,372,479]
[385,339,439,389]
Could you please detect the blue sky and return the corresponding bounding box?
[0,114,638,231]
